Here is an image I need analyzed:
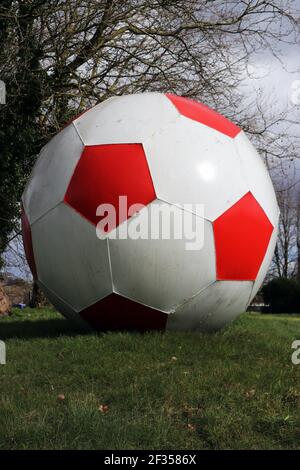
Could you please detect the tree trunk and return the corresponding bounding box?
[29,280,42,308]
[297,208,300,282]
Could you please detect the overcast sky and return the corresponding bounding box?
[243,42,300,193]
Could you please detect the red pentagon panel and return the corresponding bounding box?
[64,143,156,230]
[213,192,273,281]
[165,93,240,138]
[79,293,168,332]
[21,205,37,279]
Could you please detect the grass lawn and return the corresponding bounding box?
[0,308,299,450]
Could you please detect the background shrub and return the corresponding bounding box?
[262,278,300,313]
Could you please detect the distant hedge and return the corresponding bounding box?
[262,278,300,313]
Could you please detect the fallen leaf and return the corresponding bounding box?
[245,388,256,399]
[99,404,109,413]
[187,423,196,431]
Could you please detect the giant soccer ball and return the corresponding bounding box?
[21,93,279,332]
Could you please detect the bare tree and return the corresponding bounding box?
[2,231,32,280]
[1,0,300,276]
[1,1,299,129]
[271,187,300,279]
[296,195,300,281]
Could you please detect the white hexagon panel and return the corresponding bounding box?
[168,281,254,332]
[108,199,216,312]
[21,92,279,332]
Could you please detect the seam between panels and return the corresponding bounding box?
[31,195,97,229]
[72,121,85,146]
[179,112,239,141]
[30,200,63,228]
[168,278,255,320]
[211,218,217,282]
[160,93,182,120]
[246,281,255,308]
[233,133,280,225]
[29,142,86,228]
[63,198,99,229]
[156,195,251,226]
[207,216,217,287]
[140,142,158,200]
[233,131,251,190]
[76,242,114,313]
[152,198,218,311]
[106,237,114,293]
[246,222,279,309]
[168,279,217,315]
[214,279,254,312]
[157,196,218,281]
[79,272,171,314]
[155,196,212,222]
[38,279,77,313]
[63,124,85,204]
[112,286,171,314]
[28,128,85,228]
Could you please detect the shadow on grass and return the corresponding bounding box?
[0,318,92,340]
